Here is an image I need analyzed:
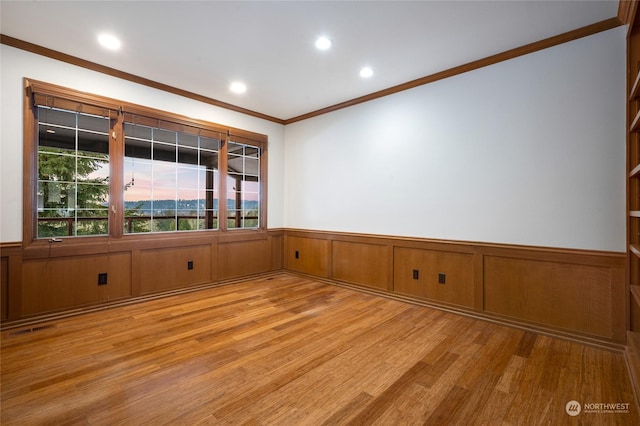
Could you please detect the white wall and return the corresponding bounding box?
[0,45,285,242]
[284,27,627,252]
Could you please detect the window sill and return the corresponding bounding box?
[22,228,269,260]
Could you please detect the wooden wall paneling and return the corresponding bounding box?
[269,232,284,271]
[7,249,22,321]
[103,254,132,303]
[217,239,269,280]
[21,253,131,316]
[210,242,218,283]
[0,243,21,320]
[108,232,219,253]
[131,249,142,297]
[483,256,620,341]
[3,227,628,349]
[284,236,331,278]
[139,245,211,295]
[282,229,625,345]
[331,240,392,290]
[0,243,22,321]
[612,265,628,343]
[393,247,475,309]
[1,257,8,320]
[472,253,484,312]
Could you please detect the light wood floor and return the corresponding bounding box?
[1,273,638,425]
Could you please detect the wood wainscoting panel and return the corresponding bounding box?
[21,253,131,316]
[140,245,211,295]
[332,240,392,290]
[393,247,474,309]
[269,232,284,271]
[2,243,23,321]
[284,236,331,277]
[217,239,270,280]
[484,256,616,340]
[1,257,7,320]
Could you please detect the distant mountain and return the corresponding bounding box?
[124,199,258,213]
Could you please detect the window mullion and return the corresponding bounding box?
[174,131,178,231]
[74,113,79,237]
[110,112,125,238]
[219,136,228,232]
[240,146,246,228]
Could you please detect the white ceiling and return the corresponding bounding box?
[0,1,620,121]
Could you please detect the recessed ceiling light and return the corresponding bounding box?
[360,67,374,78]
[315,36,332,50]
[230,82,247,94]
[98,33,121,50]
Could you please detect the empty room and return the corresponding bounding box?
[1,0,640,424]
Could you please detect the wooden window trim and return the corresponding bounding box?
[22,78,268,256]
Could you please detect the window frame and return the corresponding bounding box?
[35,103,114,238]
[23,78,268,252]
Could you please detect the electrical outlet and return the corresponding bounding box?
[438,273,446,284]
[187,261,194,270]
[98,273,108,285]
[413,269,419,280]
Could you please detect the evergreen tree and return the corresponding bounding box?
[38,147,109,237]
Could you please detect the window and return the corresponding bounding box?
[123,115,222,233]
[227,140,261,229]
[37,106,112,238]
[25,79,267,243]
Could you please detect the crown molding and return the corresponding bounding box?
[1,16,623,126]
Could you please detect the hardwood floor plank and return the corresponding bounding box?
[494,355,526,394]
[424,385,471,425]
[514,331,538,358]
[416,351,460,389]
[346,361,434,424]
[320,392,374,425]
[1,273,638,425]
